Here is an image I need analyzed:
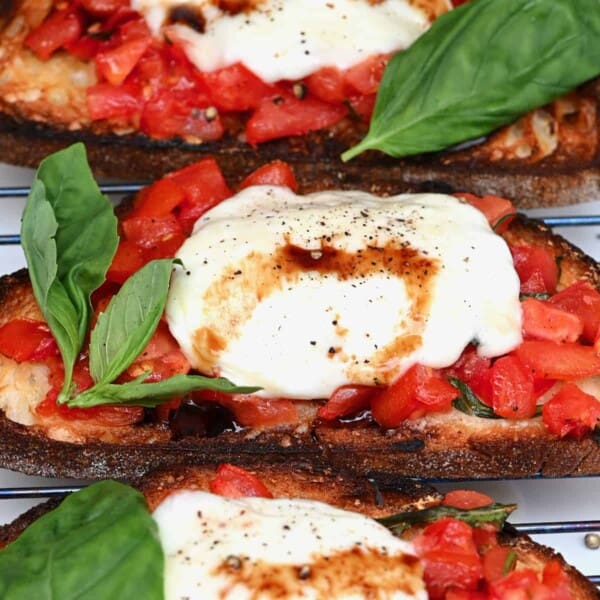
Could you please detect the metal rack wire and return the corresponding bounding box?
[0,184,598,586]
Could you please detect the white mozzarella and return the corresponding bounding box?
[166,188,522,399]
[131,0,435,82]
[153,490,426,599]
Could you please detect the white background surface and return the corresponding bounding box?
[0,161,598,580]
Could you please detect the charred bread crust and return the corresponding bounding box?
[1,2,599,207]
[0,215,598,481]
[0,466,596,599]
[1,113,599,209]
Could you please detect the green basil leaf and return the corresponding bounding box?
[449,377,499,419]
[69,374,260,408]
[0,481,163,600]
[90,259,173,385]
[519,292,551,301]
[21,144,118,401]
[343,0,600,160]
[378,502,517,535]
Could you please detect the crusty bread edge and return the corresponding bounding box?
[0,115,599,208]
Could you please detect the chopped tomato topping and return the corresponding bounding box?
[370,365,458,428]
[344,53,391,96]
[167,159,231,232]
[195,390,298,428]
[445,346,493,406]
[246,94,348,145]
[86,82,141,120]
[203,63,277,111]
[509,246,558,295]
[95,36,152,86]
[541,560,572,600]
[549,280,600,343]
[521,298,583,343]
[414,518,483,600]
[106,240,145,284]
[305,66,347,103]
[515,340,600,380]
[488,568,558,600]
[239,160,299,192]
[209,464,273,499]
[0,319,59,362]
[317,385,375,421]
[79,0,130,18]
[122,214,184,250]
[25,7,84,61]
[442,490,493,510]
[482,546,515,583]
[491,355,536,419]
[542,383,600,439]
[454,193,516,232]
[132,178,186,219]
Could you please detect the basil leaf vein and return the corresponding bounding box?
[343,0,600,160]
[90,259,173,385]
[0,481,163,600]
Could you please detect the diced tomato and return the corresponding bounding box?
[483,546,516,583]
[209,464,273,499]
[305,67,347,103]
[195,390,298,428]
[79,0,130,18]
[452,0,471,6]
[0,319,59,362]
[169,159,231,232]
[25,7,84,61]
[549,280,600,343]
[515,340,600,380]
[509,246,558,295]
[246,94,348,144]
[123,322,190,382]
[442,490,493,510]
[347,93,377,121]
[239,160,298,192]
[491,355,536,419]
[344,53,391,96]
[488,569,552,600]
[132,178,186,218]
[542,383,600,439]
[86,82,141,120]
[371,365,458,428]
[203,63,277,111]
[455,193,516,233]
[446,346,493,406]
[541,560,571,600]
[414,518,483,600]
[521,298,583,343]
[95,36,152,86]
[471,526,499,552]
[64,35,100,61]
[317,385,375,421]
[122,214,183,249]
[106,240,146,284]
[445,590,486,600]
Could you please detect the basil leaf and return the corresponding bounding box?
[21,144,118,401]
[519,292,551,301]
[449,377,499,419]
[378,502,516,535]
[0,481,163,600]
[343,0,600,160]
[90,259,173,385]
[69,373,260,408]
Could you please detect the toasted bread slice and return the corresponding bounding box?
[0,213,598,481]
[0,464,596,599]
[0,1,599,206]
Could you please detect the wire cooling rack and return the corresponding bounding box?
[0,179,598,586]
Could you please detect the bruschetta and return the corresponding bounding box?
[0,144,598,480]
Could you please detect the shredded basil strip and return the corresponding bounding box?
[21,144,118,402]
[343,0,600,160]
[0,481,163,600]
[378,502,517,535]
[450,377,499,419]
